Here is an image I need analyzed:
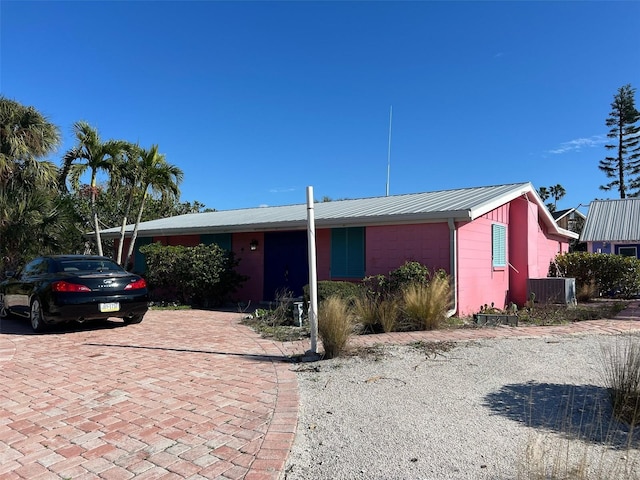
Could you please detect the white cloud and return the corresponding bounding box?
[268,187,297,193]
[547,135,606,154]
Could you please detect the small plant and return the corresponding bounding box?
[601,335,640,426]
[318,296,352,359]
[401,275,451,331]
[478,302,516,315]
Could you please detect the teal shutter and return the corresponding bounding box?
[201,233,232,251]
[134,237,153,273]
[331,227,365,278]
[492,224,506,268]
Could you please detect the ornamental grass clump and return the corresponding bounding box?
[352,293,399,334]
[352,294,380,333]
[601,335,640,426]
[377,298,399,333]
[402,275,451,330]
[318,296,352,359]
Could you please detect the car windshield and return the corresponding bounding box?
[59,259,123,273]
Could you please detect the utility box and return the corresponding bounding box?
[527,278,577,306]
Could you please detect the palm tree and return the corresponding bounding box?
[111,142,143,265]
[0,97,65,273]
[0,96,60,190]
[549,184,566,211]
[537,187,550,203]
[124,145,183,268]
[60,121,128,256]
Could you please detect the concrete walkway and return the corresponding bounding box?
[1,302,640,479]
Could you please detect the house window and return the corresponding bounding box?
[331,227,365,278]
[618,246,638,258]
[201,233,232,251]
[492,224,506,268]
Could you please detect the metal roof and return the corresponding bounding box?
[580,198,640,242]
[100,182,575,239]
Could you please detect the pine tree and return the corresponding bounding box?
[599,84,640,198]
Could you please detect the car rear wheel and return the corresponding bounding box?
[0,293,7,319]
[30,298,46,333]
[124,314,144,325]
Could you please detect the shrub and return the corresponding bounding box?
[361,274,389,298]
[601,336,640,425]
[254,288,296,327]
[140,242,247,307]
[304,280,360,304]
[401,275,451,330]
[318,296,352,359]
[551,252,640,299]
[389,261,431,292]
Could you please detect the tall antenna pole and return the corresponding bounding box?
[386,105,393,196]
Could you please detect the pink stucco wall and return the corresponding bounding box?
[365,223,451,277]
[508,197,567,306]
[457,205,510,316]
[155,235,201,247]
[316,229,332,281]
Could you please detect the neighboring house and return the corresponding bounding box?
[101,182,577,316]
[580,198,640,258]
[552,208,586,234]
[553,207,587,252]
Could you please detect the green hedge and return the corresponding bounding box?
[303,281,361,304]
[550,252,640,299]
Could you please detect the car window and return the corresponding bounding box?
[60,259,123,273]
[20,258,47,279]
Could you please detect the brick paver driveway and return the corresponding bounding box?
[0,310,299,480]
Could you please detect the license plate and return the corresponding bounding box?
[99,302,120,313]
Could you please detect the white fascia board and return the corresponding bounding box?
[468,183,534,220]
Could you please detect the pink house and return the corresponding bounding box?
[104,183,577,316]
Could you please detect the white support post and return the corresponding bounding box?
[306,186,318,354]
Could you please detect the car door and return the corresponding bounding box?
[6,258,47,317]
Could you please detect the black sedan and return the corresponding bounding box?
[0,255,149,332]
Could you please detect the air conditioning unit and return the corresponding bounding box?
[527,278,577,306]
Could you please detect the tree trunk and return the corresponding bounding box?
[90,172,103,256]
[124,190,148,269]
[116,192,135,265]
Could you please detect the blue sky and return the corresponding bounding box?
[2,1,639,213]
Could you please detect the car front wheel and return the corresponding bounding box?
[30,298,46,333]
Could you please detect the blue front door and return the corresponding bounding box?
[263,231,309,300]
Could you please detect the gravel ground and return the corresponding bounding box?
[284,333,640,480]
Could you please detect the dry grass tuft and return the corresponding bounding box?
[601,335,640,426]
[577,281,597,302]
[352,295,380,333]
[518,432,640,480]
[378,298,399,333]
[318,296,353,359]
[401,276,451,330]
